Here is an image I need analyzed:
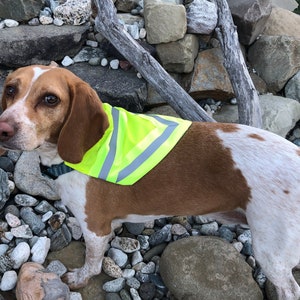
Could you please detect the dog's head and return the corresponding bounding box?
[0,65,108,164]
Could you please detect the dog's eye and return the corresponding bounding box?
[43,95,60,106]
[5,85,16,98]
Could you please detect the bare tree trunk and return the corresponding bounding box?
[214,0,262,128]
[93,0,215,122]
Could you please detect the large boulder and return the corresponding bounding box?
[160,236,263,300]
[144,0,186,44]
[214,94,300,137]
[156,34,199,73]
[227,0,272,45]
[0,24,88,68]
[185,48,234,101]
[262,6,300,39]
[0,0,44,22]
[248,35,300,92]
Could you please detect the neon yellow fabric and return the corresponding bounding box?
[65,103,192,185]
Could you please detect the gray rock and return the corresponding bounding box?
[111,237,140,253]
[149,225,172,246]
[248,35,300,92]
[227,0,272,45]
[156,34,199,73]
[14,194,38,207]
[0,0,44,22]
[50,224,72,251]
[20,207,45,235]
[67,63,147,113]
[0,24,88,67]
[11,225,33,239]
[107,248,128,268]
[0,169,10,210]
[285,70,300,102]
[0,255,14,273]
[14,151,59,200]
[102,278,126,293]
[186,0,217,34]
[124,222,145,235]
[46,260,68,277]
[0,156,14,172]
[160,236,263,300]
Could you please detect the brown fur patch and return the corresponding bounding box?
[85,122,251,236]
[248,133,265,141]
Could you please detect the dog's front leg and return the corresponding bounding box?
[62,231,112,290]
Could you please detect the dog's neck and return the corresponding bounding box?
[36,142,63,166]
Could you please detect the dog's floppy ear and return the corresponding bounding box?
[57,81,109,164]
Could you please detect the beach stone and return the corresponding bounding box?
[11,225,33,239]
[0,255,13,273]
[48,211,66,231]
[107,248,128,268]
[124,222,145,235]
[14,194,38,207]
[102,257,123,278]
[5,213,21,228]
[139,282,156,300]
[54,0,91,25]
[0,156,14,172]
[111,237,140,253]
[0,169,10,210]
[160,236,263,299]
[285,70,300,102]
[20,207,45,235]
[144,0,186,44]
[66,217,82,240]
[200,221,219,236]
[0,245,9,256]
[16,262,70,300]
[103,278,126,293]
[123,269,135,279]
[34,200,57,214]
[132,251,143,266]
[50,224,72,251]
[0,270,17,291]
[186,0,217,34]
[31,237,51,264]
[9,242,30,269]
[127,277,141,289]
[149,225,172,246]
[46,260,67,277]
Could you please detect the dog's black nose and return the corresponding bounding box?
[0,121,15,142]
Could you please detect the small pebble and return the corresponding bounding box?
[70,292,83,300]
[46,260,67,276]
[39,15,53,25]
[102,257,123,278]
[86,40,98,47]
[53,18,64,26]
[102,278,125,293]
[200,221,219,235]
[48,211,66,231]
[4,19,19,28]
[108,248,128,268]
[130,288,142,300]
[67,217,82,240]
[61,56,74,67]
[0,244,9,256]
[122,268,135,279]
[110,59,119,70]
[238,230,252,244]
[31,237,51,264]
[131,250,143,266]
[232,241,243,253]
[139,282,156,300]
[141,261,155,274]
[42,211,53,222]
[89,57,101,66]
[171,224,187,236]
[101,58,109,67]
[11,225,33,239]
[111,237,140,253]
[15,194,38,206]
[28,18,40,26]
[9,242,30,269]
[5,213,21,228]
[0,270,17,291]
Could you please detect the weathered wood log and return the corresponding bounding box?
[93,0,215,122]
[214,0,262,128]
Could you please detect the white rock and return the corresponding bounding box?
[1,231,14,243]
[4,19,19,28]
[110,59,120,70]
[102,277,125,293]
[0,244,9,256]
[39,16,53,25]
[5,213,21,228]
[139,28,147,39]
[238,230,252,244]
[127,24,140,39]
[42,211,53,222]
[111,237,140,253]
[53,18,64,26]
[10,242,30,269]
[70,292,83,300]
[101,58,109,67]
[141,261,155,274]
[0,270,17,291]
[61,56,74,67]
[8,180,15,193]
[31,237,51,264]
[11,225,33,239]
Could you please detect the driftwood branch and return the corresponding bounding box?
[214,0,262,128]
[93,0,215,122]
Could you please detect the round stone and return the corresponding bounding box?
[102,278,125,293]
[107,248,128,268]
[0,270,17,291]
[14,194,38,207]
[10,242,30,269]
[102,257,123,278]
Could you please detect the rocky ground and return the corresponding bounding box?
[0,0,300,299]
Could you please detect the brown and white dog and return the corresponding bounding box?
[0,65,300,299]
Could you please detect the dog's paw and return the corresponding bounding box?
[62,268,89,290]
